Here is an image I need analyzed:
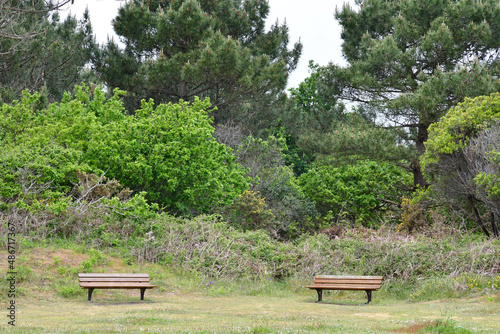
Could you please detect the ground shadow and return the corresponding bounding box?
[304,300,369,306]
[87,300,156,306]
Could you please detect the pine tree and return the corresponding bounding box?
[0,1,97,103]
[327,0,500,187]
[97,0,302,123]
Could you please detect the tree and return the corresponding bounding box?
[86,95,250,214]
[0,0,97,103]
[233,134,318,237]
[0,0,72,57]
[284,62,408,178]
[422,93,500,237]
[96,0,302,123]
[297,112,411,169]
[0,85,249,215]
[276,61,346,176]
[288,61,346,134]
[327,0,500,188]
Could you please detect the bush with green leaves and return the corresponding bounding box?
[223,190,275,232]
[422,93,500,237]
[298,160,411,227]
[0,89,95,212]
[86,96,249,214]
[0,85,249,215]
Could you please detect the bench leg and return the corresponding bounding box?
[365,290,372,304]
[315,289,323,302]
[140,288,146,301]
[88,288,94,302]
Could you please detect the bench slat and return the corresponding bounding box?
[78,273,149,278]
[79,277,150,282]
[80,282,156,288]
[306,284,381,290]
[314,278,382,284]
[316,275,383,280]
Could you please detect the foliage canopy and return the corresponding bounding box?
[0,86,249,215]
[422,93,500,237]
[327,0,500,186]
[0,0,97,103]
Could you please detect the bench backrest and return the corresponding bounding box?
[78,273,152,286]
[313,275,383,290]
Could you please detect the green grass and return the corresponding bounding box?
[1,293,499,333]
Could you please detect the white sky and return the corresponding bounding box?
[59,0,355,89]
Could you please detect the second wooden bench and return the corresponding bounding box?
[78,273,156,301]
[306,275,383,304]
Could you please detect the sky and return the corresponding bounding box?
[59,0,355,89]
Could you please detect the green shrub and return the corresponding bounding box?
[422,319,473,334]
[86,96,249,214]
[224,190,275,232]
[1,85,249,216]
[59,284,84,298]
[299,160,411,227]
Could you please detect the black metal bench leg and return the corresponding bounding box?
[365,290,372,304]
[140,288,146,300]
[315,289,323,302]
[88,288,94,302]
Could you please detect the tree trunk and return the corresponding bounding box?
[413,124,429,189]
[469,197,490,238]
[491,212,499,238]
[412,161,427,189]
[179,81,187,100]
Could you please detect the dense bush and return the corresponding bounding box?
[86,96,249,214]
[0,85,249,215]
[298,160,411,227]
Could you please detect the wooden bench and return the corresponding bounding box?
[78,273,156,301]
[306,275,383,304]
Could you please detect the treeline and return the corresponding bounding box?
[1,0,500,243]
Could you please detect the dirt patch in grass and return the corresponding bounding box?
[18,247,130,274]
[30,248,87,267]
[392,321,432,333]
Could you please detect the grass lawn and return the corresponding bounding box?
[1,246,499,333]
[1,291,499,333]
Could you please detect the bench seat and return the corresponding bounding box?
[78,273,156,301]
[306,275,383,304]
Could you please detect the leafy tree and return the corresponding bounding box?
[97,0,302,124]
[0,0,71,58]
[284,62,407,177]
[298,160,411,227]
[327,0,500,187]
[276,62,346,176]
[422,93,500,237]
[288,61,346,134]
[85,94,249,214]
[0,1,97,103]
[298,113,411,169]
[0,89,92,211]
[1,85,249,215]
